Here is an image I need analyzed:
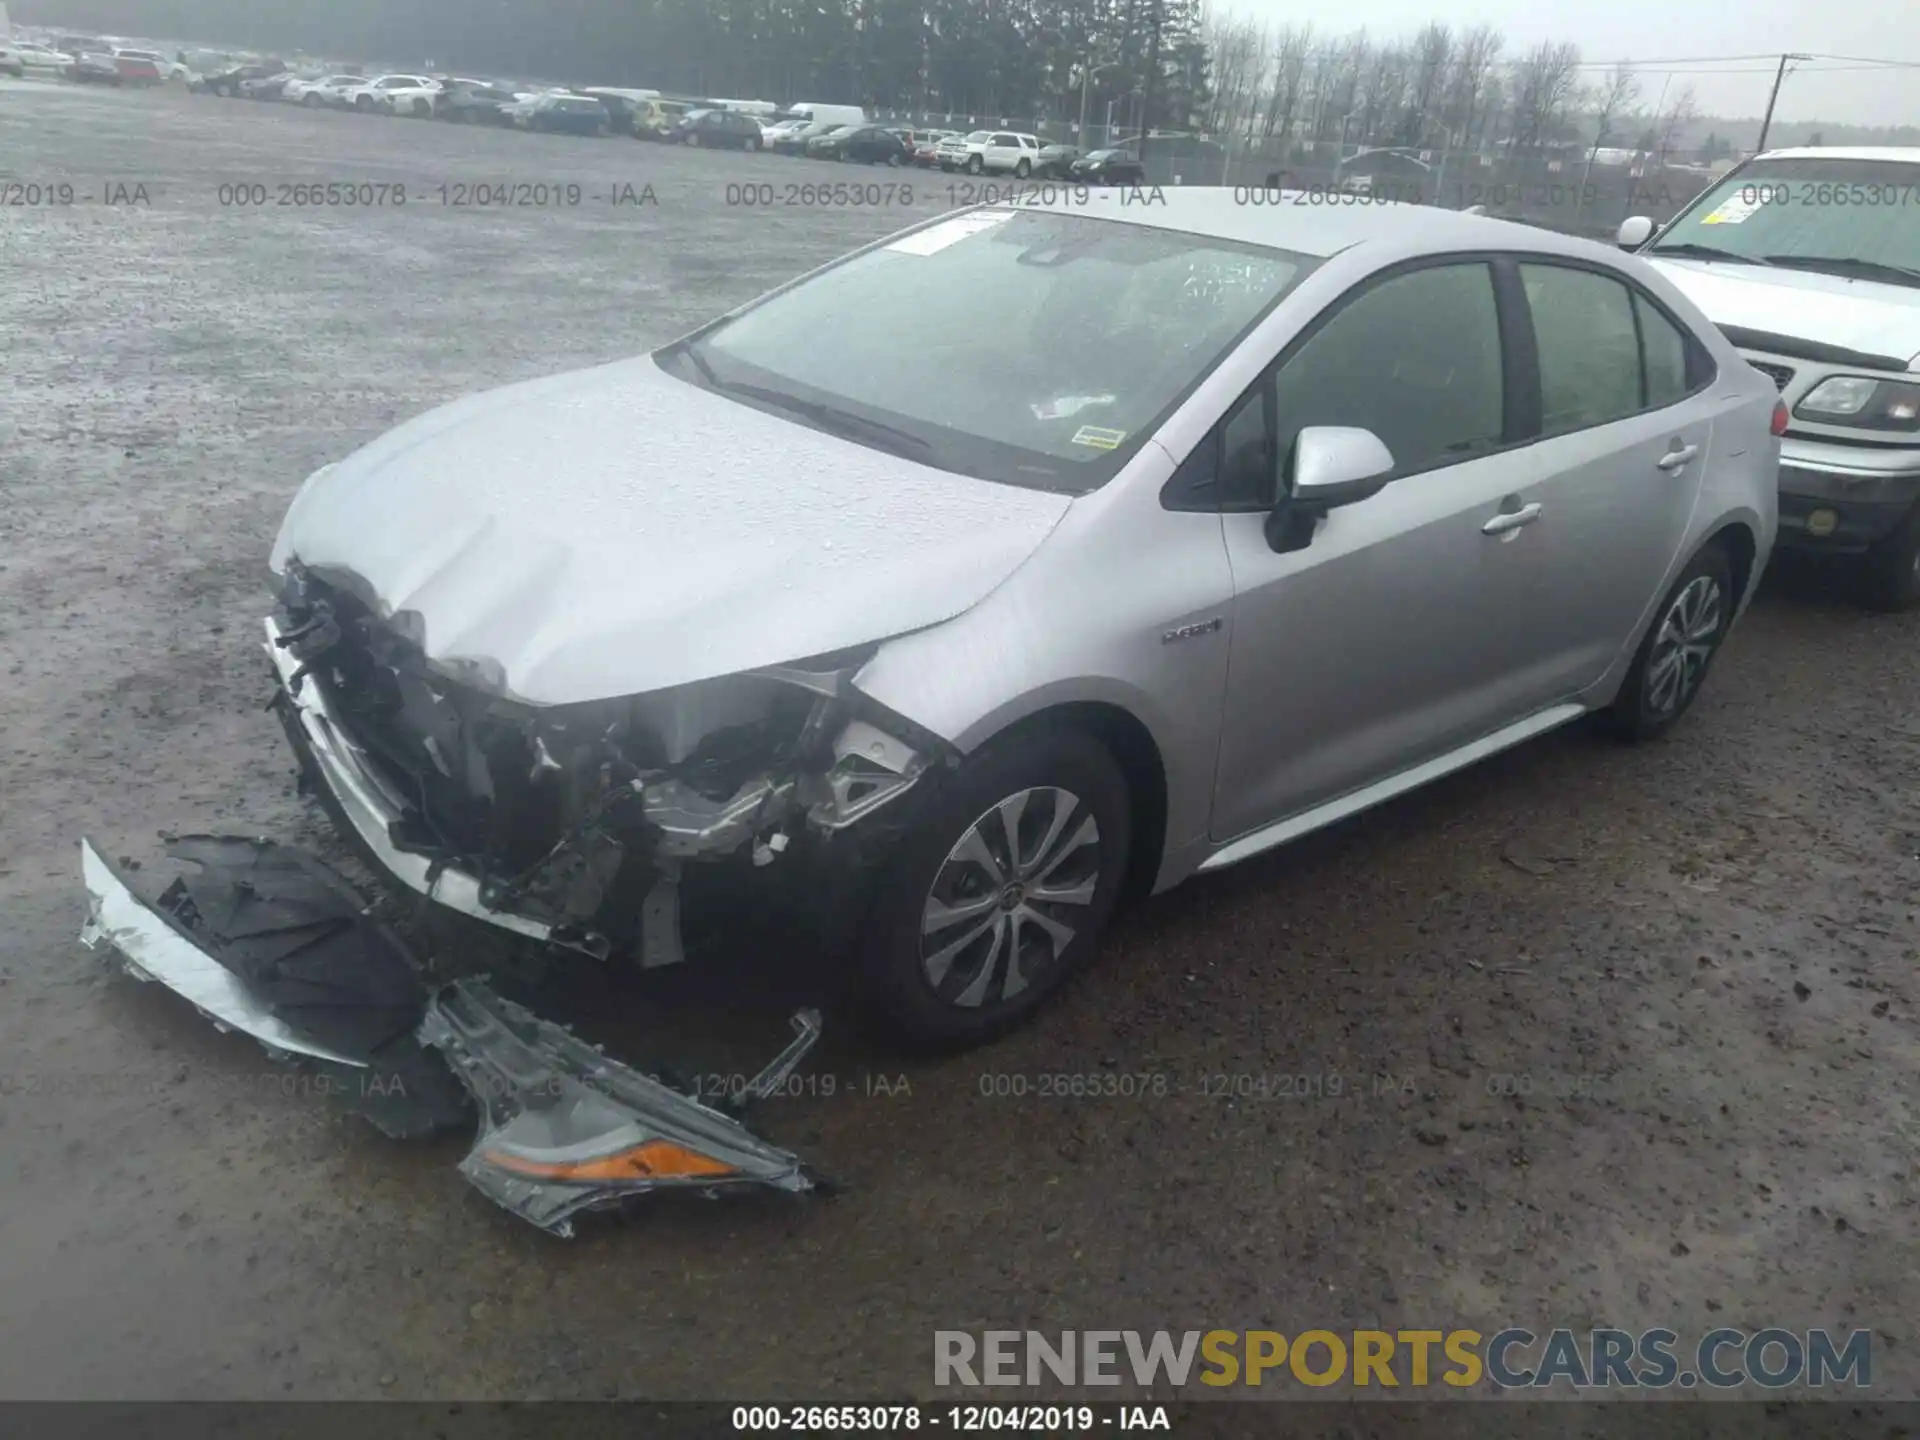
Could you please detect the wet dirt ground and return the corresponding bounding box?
[2,79,1917,1408]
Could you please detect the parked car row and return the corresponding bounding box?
[0,36,166,85]
[2,49,1153,183]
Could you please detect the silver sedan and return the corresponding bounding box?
[256,192,1781,1049]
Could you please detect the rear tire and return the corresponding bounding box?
[1857,502,1920,612]
[858,724,1130,1051]
[1603,543,1735,742]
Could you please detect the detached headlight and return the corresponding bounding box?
[1795,375,1920,430]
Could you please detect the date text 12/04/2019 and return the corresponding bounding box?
[211,181,658,207]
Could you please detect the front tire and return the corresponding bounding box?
[1604,543,1735,741]
[966,153,984,175]
[1858,502,1920,611]
[859,725,1130,1051]
[745,135,760,152]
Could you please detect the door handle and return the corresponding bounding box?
[1482,502,1543,535]
[1657,443,1700,471]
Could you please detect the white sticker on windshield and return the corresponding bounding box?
[886,209,1015,255]
[1070,425,1128,451]
[1701,194,1759,225]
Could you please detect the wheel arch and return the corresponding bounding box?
[957,698,1170,907]
[1702,517,1761,610]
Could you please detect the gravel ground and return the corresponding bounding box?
[2,78,1918,1409]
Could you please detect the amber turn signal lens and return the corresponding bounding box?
[481,1139,738,1182]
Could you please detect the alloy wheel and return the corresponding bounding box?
[1645,574,1723,718]
[919,787,1101,1009]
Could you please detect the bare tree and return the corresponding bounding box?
[1575,62,1639,217]
[1406,22,1451,147]
[1203,14,1266,138]
[1353,39,1410,147]
[1440,23,1502,156]
[1503,39,1581,154]
[1586,61,1640,152]
[1258,21,1312,145]
[1653,82,1698,165]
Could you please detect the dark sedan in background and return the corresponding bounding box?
[239,70,297,100]
[805,124,909,164]
[670,108,764,149]
[1034,143,1080,177]
[63,52,124,85]
[203,61,287,97]
[1068,147,1145,185]
[517,93,612,135]
[438,80,518,124]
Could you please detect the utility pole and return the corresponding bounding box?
[1139,0,1162,175]
[1756,53,1809,153]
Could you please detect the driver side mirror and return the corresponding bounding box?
[1264,426,1396,554]
[1616,215,1656,249]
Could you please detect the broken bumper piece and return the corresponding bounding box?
[419,979,823,1237]
[261,614,580,952]
[80,834,829,1235]
[78,835,470,1139]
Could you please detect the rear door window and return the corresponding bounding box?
[1637,293,1692,409]
[1520,263,1644,433]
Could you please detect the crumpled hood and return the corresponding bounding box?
[1650,258,1920,367]
[271,356,1072,705]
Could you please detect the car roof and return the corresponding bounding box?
[1755,146,1920,164]
[1001,188,1627,263]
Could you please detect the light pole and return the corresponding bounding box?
[1077,59,1117,146]
[1327,111,1354,181]
[1757,53,1810,153]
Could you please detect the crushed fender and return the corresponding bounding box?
[79,835,470,1138]
[419,980,824,1237]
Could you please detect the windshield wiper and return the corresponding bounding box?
[1648,242,1772,267]
[1762,254,1920,289]
[722,380,933,459]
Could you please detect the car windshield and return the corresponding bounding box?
[1087,150,1128,161]
[666,209,1315,494]
[1652,157,1920,283]
[963,131,990,142]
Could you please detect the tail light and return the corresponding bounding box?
[1771,399,1789,436]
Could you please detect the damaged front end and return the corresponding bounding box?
[79,835,828,1235]
[265,560,950,970]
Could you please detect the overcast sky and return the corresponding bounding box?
[1223,0,1918,125]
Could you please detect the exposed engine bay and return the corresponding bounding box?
[73,560,956,1235]
[269,558,948,967]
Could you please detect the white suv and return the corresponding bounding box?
[936,130,1041,176]
[347,75,441,116]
